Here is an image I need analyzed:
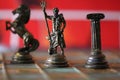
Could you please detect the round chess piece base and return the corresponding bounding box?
[44,54,69,68]
[85,53,109,69]
[11,50,34,64]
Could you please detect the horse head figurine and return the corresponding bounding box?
[6,4,39,54]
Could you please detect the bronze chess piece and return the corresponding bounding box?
[40,1,69,68]
[85,13,109,69]
[6,4,39,64]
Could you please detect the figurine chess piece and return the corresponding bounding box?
[40,1,69,67]
[85,13,109,69]
[6,5,39,64]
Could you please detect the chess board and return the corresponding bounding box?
[0,50,120,80]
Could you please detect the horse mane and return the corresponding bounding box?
[24,8,30,24]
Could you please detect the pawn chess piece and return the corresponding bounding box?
[6,5,39,64]
[41,1,69,68]
[85,13,109,69]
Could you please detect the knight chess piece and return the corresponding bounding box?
[85,13,109,69]
[6,5,39,64]
[40,1,69,68]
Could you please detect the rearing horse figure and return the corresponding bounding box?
[6,4,39,53]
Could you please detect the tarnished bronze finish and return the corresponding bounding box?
[85,13,109,69]
[44,54,69,68]
[41,1,69,67]
[6,5,39,64]
[11,48,34,64]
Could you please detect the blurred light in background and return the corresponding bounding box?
[0,0,120,52]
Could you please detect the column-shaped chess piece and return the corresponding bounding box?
[85,13,109,69]
[41,1,69,68]
[6,5,39,64]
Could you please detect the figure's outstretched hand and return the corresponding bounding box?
[46,35,50,40]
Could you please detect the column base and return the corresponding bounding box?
[85,52,109,69]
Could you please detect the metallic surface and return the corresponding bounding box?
[44,54,69,68]
[5,5,39,64]
[85,13,109,69]
[41,1,68,68]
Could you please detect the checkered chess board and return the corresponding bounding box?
[0,50,120,80]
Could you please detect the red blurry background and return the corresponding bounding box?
[0,0,120,51]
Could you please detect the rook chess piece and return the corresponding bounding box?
[6,5,39,64]
[40,1,69,68]
[85,13,109,69]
